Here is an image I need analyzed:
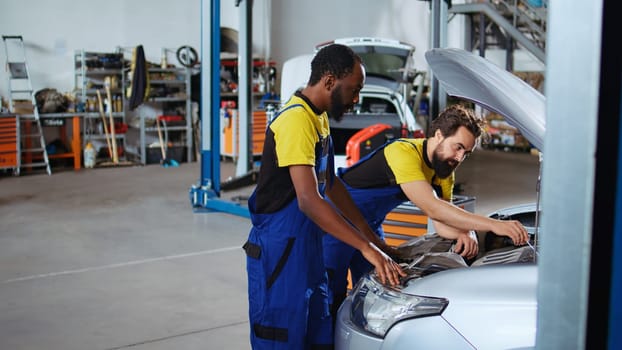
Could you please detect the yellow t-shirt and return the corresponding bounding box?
[253,93,331,213]
[342,138,454,201]
[270,98,330,167]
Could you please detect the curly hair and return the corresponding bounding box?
[428,104,486,142]
[308,44,362,86]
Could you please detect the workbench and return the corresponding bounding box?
[1,113,83,171]
[39,113,82,170]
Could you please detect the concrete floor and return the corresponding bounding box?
[0,148,540,350]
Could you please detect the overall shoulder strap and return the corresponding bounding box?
[268,103,304,128]
[338,138,401,177]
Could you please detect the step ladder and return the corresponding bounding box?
[2,35,51,175]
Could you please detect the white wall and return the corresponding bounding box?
[0,0,537,103]
[269,0,435,74]
[0,0,204,99]
[0,0,434,101]
[0,0,276,99]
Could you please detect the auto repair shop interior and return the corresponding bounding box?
[0,1,620,349]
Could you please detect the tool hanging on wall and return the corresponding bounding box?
[127,45,149,110]
[176,46,199,67]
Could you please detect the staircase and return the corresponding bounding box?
[450,0,547,65]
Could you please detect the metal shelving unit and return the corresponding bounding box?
[129,67,194,164]
[74,49,128,161]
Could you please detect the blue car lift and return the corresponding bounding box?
[189,0,251,218]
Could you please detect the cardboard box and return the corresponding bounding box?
[12,100,34,114]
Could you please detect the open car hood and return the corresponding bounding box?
[317,37,415,83]
[281,37,416,106]
[425,48,545,150]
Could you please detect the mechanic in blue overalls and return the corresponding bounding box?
[243,44,405,350]
[323,104,531,319]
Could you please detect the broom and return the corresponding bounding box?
[156,117,179,167]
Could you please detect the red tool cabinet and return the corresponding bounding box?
[0,115,19,172]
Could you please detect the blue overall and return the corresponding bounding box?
[244,104,336,349]
[323,139,411,311]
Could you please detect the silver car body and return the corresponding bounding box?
[335,48,545,350]
[336,265,537,350]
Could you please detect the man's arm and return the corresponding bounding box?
[431,219,479,259]
[401,180,529,245]
[324,177,397,255]
[289,165,405,285]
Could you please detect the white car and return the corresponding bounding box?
[280,37,425,169]
[334,48,545,350]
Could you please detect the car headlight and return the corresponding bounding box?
[350,274,448,337]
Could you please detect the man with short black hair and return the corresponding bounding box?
[243,43,405,350]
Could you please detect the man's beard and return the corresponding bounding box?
[432,149,458,179]
[328,86,348,122]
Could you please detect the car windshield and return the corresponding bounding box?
[350,45,412,80]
